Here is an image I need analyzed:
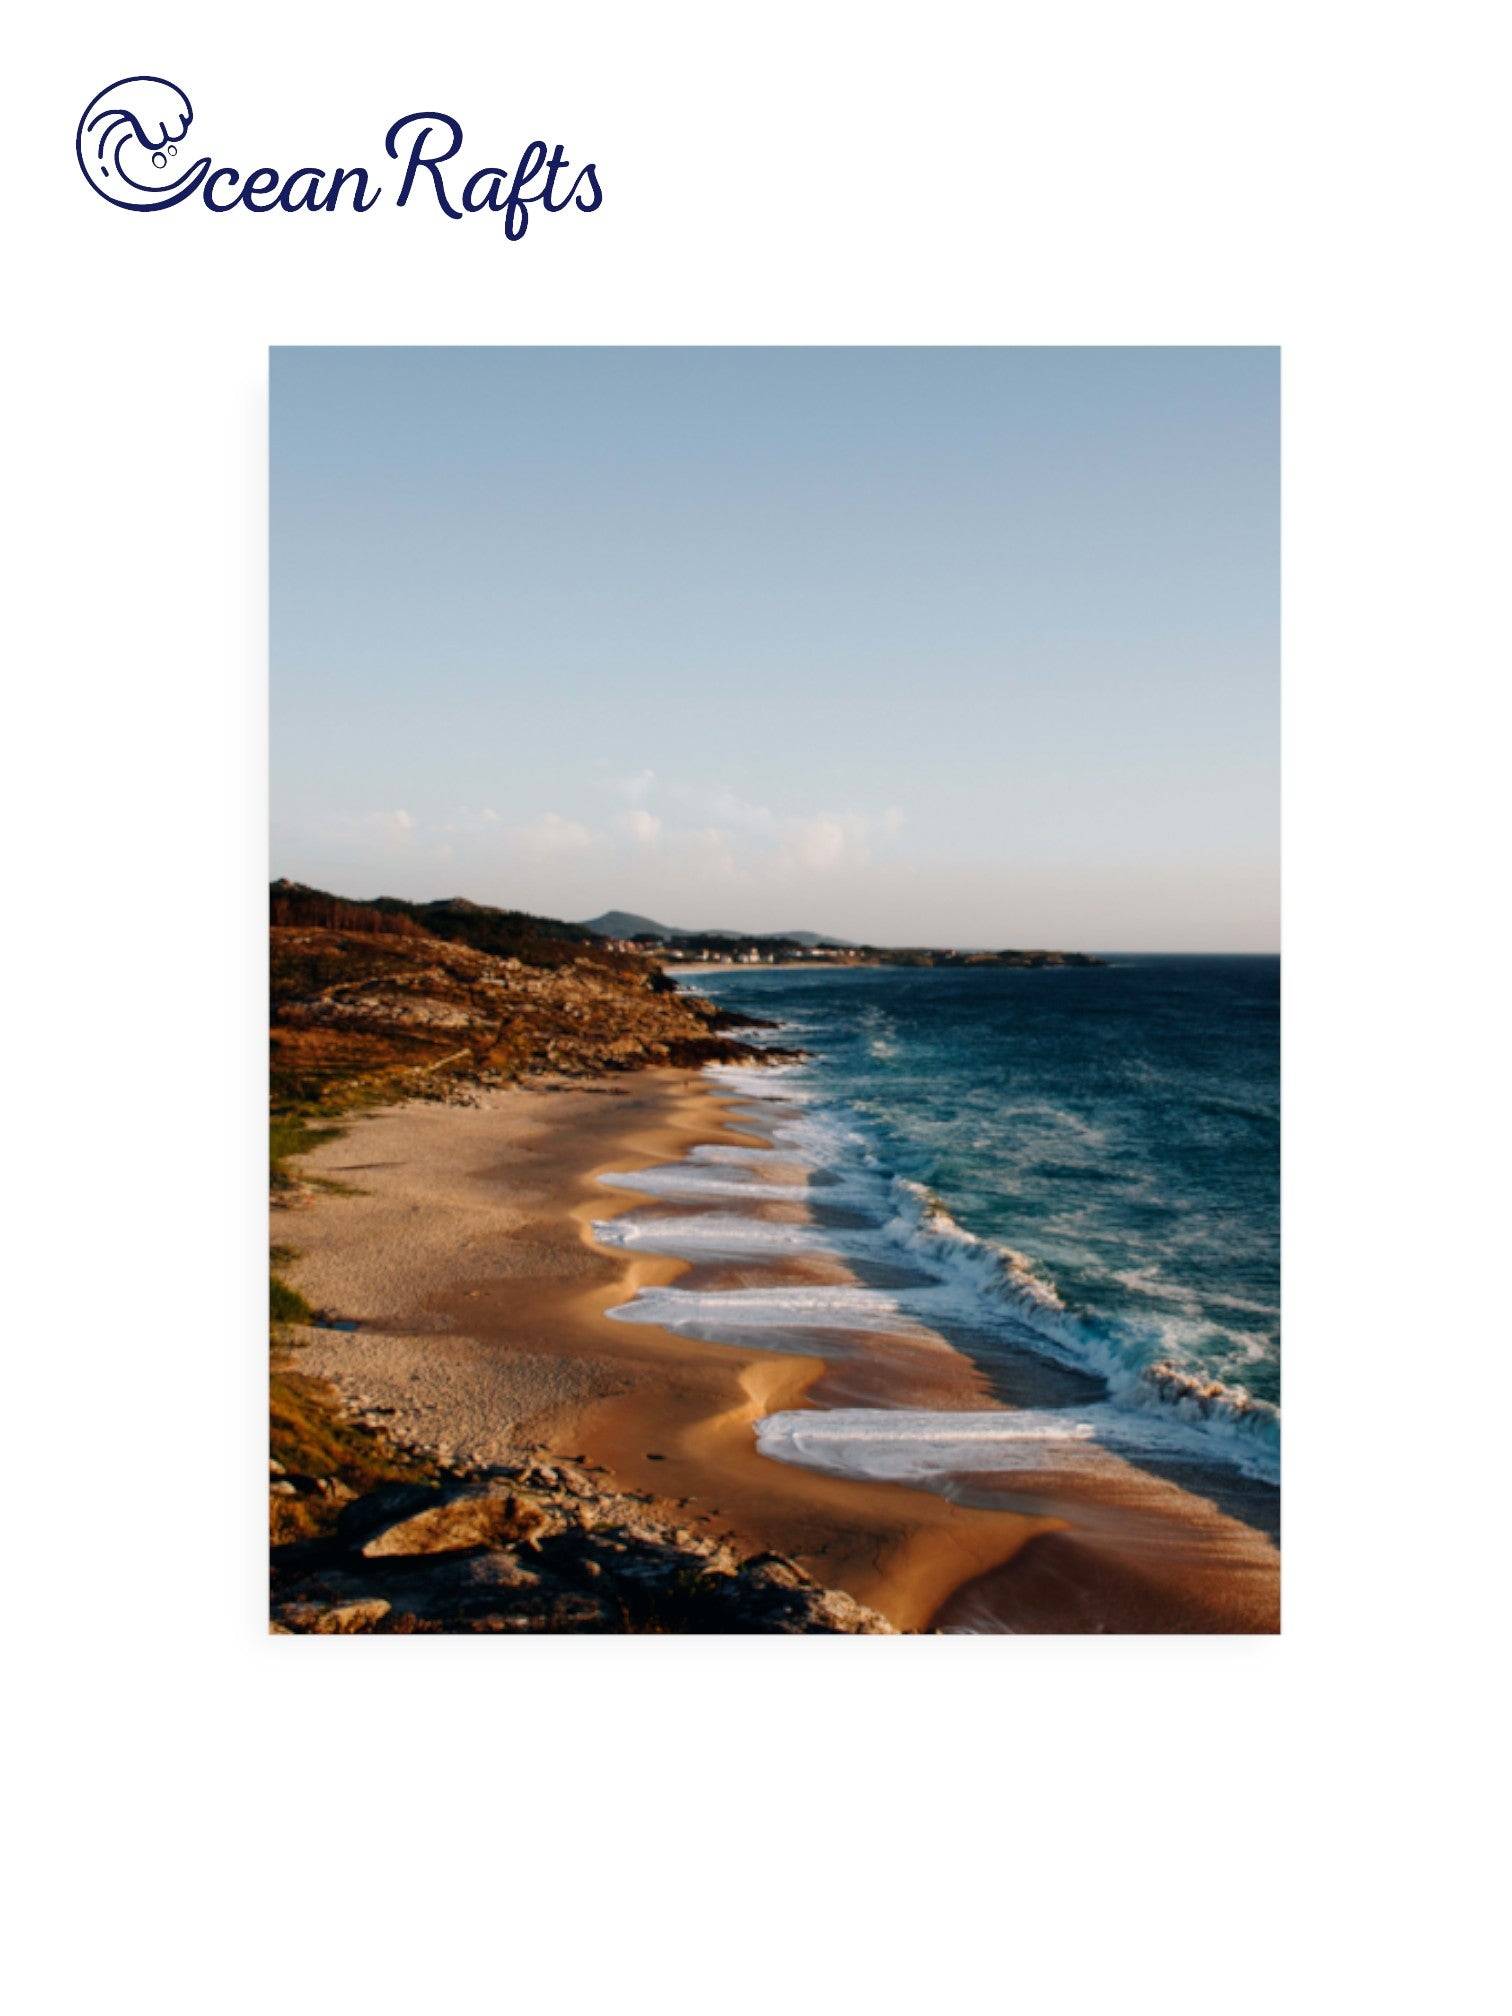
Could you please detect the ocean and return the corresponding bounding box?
[595,956,1280,1498]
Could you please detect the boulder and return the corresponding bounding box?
[362,1488,562,1558]
[313,1599,392,1634]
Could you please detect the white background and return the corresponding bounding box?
[9,3,1506,2009]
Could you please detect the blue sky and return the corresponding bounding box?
[271,347,1277,949]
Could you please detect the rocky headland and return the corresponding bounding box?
[270,879,782,1110]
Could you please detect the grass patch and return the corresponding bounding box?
[270,1272,313,1326]
[269,1361,437,1546]
[269,1079,396,1189]
[270,1365,424,1485]
[270,1112,345,1190]
[268,1079,428,1551]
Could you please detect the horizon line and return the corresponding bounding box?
[269,871,1278,957]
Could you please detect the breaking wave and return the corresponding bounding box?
[883,1177,1279,1479]
[756,1400,1277,1487]
[599,973,1279,1491]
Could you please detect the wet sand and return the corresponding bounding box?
[278,1068,1279,1632]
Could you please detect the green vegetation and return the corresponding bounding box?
[372,892,601,965]
[269,1272,312,1325]
[269,1221,433,1546]
[268,1069,430,1548]
[272,877,611,971]
[269,1112,345,1190]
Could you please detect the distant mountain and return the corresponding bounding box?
[580,911,853,949]
[581,910,679,940]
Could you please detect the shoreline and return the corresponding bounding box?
[277,1061,1279,1633]
[277,1068,1057,1630]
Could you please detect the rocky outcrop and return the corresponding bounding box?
[271,1465,894,1635]
[271,916,788,1106]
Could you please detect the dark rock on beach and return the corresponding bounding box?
[271,1468,894,1636]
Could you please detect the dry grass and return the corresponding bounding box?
[269,1358,436,1546]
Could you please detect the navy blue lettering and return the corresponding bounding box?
[542,146,572,212]
[278,168,326,211]
[202,165,242,211]
[175,112,594,227]
[385,112,464,217]
[322,166,379,213]
[567,163,603,213]
[240,167,281,212]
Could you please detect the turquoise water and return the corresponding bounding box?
[646,956,1280,1482]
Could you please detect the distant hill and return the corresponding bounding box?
[581,910,853,949]
[273,880,600,969]
[581,910,679,940]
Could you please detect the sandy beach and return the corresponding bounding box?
[274,1066,1279,1631]
[278,1070,1065,1629]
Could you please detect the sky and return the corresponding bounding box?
[271,347,1277,950]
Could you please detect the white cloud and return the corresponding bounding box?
[458,782,906,891]
[791,816,849,870]
[443,807,503,837]
[776,812,876,874]
[324,807,417,844]
[516,811,594,856]
[623,807,662,845]
[690,784,775,833]
[664,786,904,872]
[687,826,740,881]
[614,768,657,804]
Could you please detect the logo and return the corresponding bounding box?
[77,77,209,211]
[75,77,603,235]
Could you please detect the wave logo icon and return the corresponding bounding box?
[76,76,209,210]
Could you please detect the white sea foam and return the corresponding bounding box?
[602,1165,814,1205]
[756,1408,1104,1482]
[995,1102,1110,1150]
[605,1283,938,1339]
[757,1402,1279,1486]
[881,1177,1280,1475]
[596,1058,1280,1488]
[706,1059,814,1102]
[673,1143,793,1165]
[592,1211,841,1258]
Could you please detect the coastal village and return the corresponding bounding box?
[606,939,830,964]
[603,934,1103,971]
[575,909,1102,971]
